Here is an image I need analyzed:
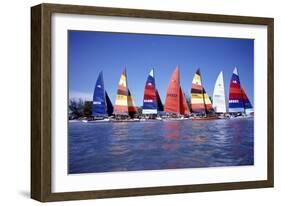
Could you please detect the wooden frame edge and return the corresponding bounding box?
[31,3,274,202]
[31,4,43,201]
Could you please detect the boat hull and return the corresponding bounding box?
[111,119,140,123]
[191,116,219,120]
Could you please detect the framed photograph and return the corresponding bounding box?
[31,3,274,202]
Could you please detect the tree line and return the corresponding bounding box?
[68,98,142,119]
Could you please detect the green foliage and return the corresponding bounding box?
[68,98,87,119]
[83,101,92,117]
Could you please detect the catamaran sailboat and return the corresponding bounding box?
[83,71,113,122]
[142,68,164,119]
[163,66,190,120]
[212,71,227,118]
[113,69,139,122]
[190,69,217,120]
[228,67,254,117]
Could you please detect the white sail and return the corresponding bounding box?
[212,71,227,113]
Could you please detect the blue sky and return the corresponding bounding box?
[68,30,254,107]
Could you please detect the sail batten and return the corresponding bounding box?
[212,71,227,113]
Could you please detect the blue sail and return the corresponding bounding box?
[228,68,245,113]
[105,91,113,116]
[156,89,164,112]
[142,69,158,114]
[242,87,254,115]
[92,72,107,116]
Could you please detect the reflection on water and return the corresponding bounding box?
[68,118,254,174]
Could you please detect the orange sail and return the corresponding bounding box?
[179,86,190,115]
[164,67,180,114]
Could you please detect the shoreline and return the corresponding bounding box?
[69,115,254,123]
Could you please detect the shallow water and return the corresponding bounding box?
[68,118,254,174]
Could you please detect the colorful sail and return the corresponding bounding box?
[92,71,107,116]
[114,69,129,115]
[203,88,214,112]
[105,91,113,116]
[228,67,245,113]
[190,69,205,113]
[114,69,137,117]
[156,89,164,111]
[242,87,254,114]
[164,67,180,113]
[128,89,137,117]
[212,71,227,113]
[142,69,158,114]
[179,87,190,115]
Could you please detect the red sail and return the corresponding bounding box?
[128,89,137,116]
[164,67,180,113]
[179,87,190,115]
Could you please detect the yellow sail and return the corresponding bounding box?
[190,69,205,113]
[114,69,137,117]
[114,70,129,114]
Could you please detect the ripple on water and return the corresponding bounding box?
[68,119,254,174]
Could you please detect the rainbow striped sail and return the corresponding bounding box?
[190,69,213,114]
[113,69,137,117]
